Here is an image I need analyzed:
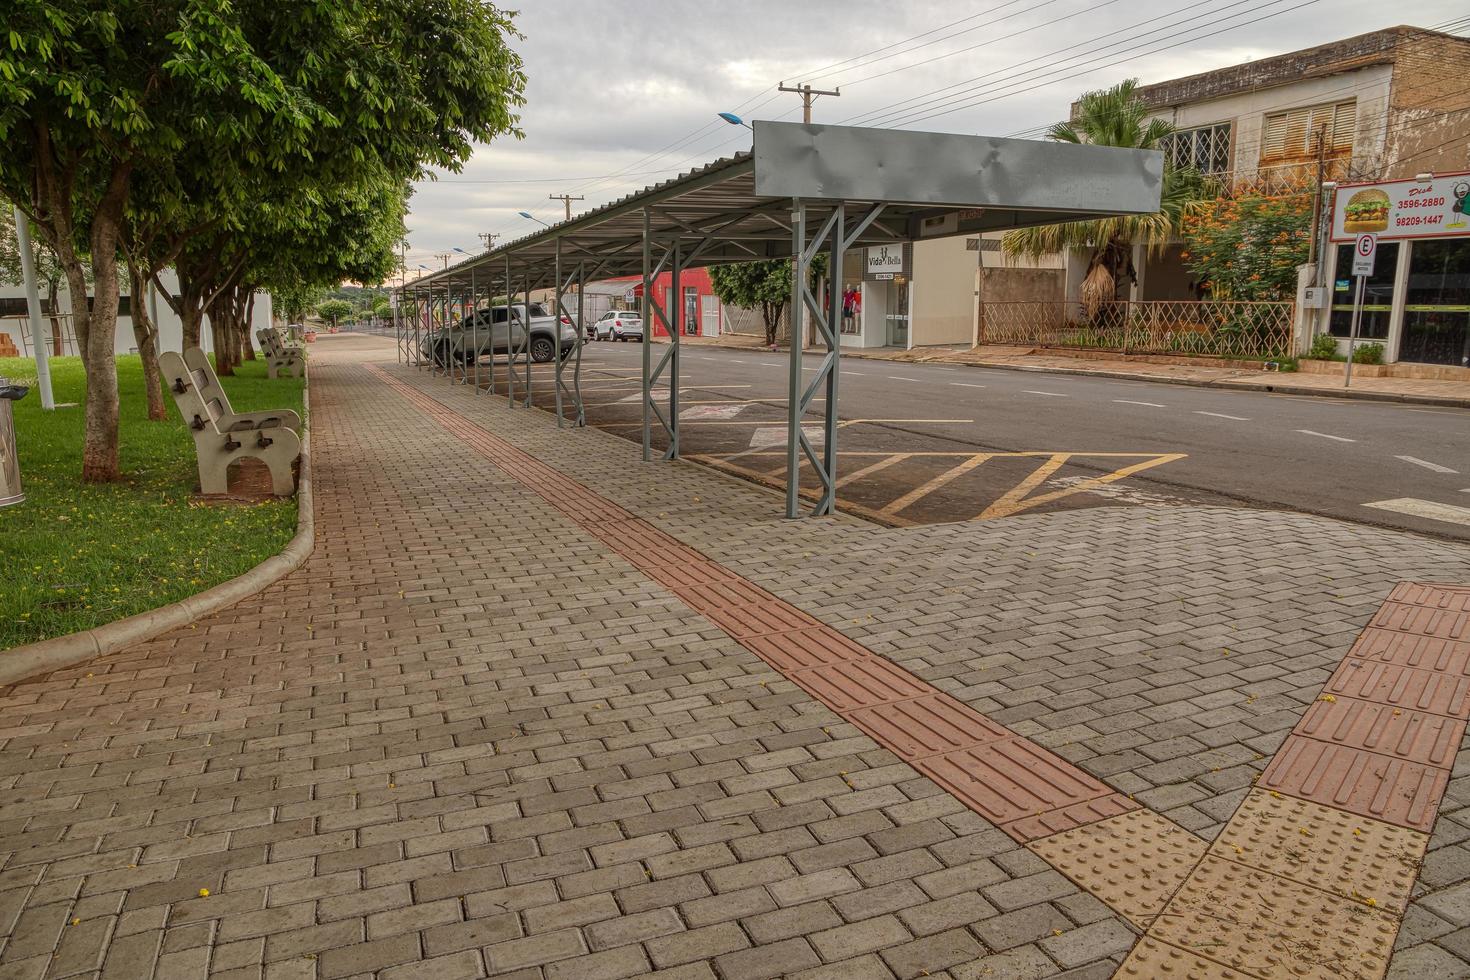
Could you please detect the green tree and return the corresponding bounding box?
[708,256,827,347]
[317,299,353,327]
[1002,79,1212,313]
[1,0,525,481]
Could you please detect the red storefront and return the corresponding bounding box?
[599,268,721,339]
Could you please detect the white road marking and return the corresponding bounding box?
[682,404,745,421]
[1194,411,1250,421]
[950,382,987,389]
[887,376,923,382]
[1363,498,1470,527]
[1023,390,1068,397]
[1296,429,1356,443]
[847,371,867,376]
[749,425,824,449]
[1116,399,1166,408]
[728,359,748,364]
[1395,455,1459,475]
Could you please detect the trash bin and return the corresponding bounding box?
[0,377,29,508]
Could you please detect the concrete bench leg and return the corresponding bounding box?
[195,429,301,497]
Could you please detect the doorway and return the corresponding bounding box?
[885,275,910,347]
[1400,238,1470,367]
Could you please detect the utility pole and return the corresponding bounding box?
[548,194,583,220]
[1306,125,1330,271]
[435,252,453,269]
[779,82,840,123]
[478,232,499,250]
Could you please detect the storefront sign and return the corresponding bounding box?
[1330,171,1470,242]
[865,245,907,277]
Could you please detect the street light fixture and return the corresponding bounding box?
[518,211,551,227]
[718,112,751,130]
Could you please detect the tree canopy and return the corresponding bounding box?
[0,0,526,480]
[708,256,827,347]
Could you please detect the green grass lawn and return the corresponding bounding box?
[0,353,306,650]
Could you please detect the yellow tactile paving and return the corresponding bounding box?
[1210,788,1428,913]
[1149,854,1400,980]
[1028,808,1206,929]
[1115,937,1261,978]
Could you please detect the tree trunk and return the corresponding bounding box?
[181,302,205,350]
[241,293,257,361]
[46,281,63,355]
[127,257,167,421]
[80,246,122,483]
[209,295,236,376]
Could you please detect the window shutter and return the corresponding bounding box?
[1262,111,1291,160]
[1329,100,1356,152]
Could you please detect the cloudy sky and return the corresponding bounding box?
[400,0,1466,273]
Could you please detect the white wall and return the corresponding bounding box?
[0,269,272,358]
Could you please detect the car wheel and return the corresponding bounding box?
[433,340,452,366]
[530,337,556,362]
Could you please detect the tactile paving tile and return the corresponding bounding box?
[698,601,818,639]
[1209,788,1428,914]
[1349,628,1470,676]
[1116,937,1261,979]
[741,628,871,672]
[844,693,1012,760]
[1388,582,1470,608]
[1028,808,1206,928]
[671,578,775,613]
[1294,694,1464,768]
[1149,854,1399,980]
[641,561,738,590]
[916,739,1114,832]
[1257,736,1448,832]
[1324,658,1470,718]
[1369,601,1470,640]
[786,656,932,712]
[1005,793,1140,843]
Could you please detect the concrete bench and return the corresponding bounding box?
[161,349,301,496]
[257,327,305,379]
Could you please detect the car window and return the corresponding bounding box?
[598,312,612,321]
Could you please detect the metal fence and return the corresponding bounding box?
[1,313,78,357]
[980,300,1296,359]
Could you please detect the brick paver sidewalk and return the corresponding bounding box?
[2,334,1469,980]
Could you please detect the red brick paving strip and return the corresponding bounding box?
[1257,583,1470,834]
[369,365,1136,843]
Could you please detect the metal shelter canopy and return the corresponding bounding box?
[395,121,1162,518]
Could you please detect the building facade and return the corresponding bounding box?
[900,24,1470,365]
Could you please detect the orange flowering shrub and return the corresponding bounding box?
[1181,192,1312,301]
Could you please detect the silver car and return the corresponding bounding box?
[421,304,581,365]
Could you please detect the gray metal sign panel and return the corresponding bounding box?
[752,121,1162,216]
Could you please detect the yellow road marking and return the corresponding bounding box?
[979,453,1187,520]
[595,417,972,429]
[835,453,915,490]
[976,454,1074,520]
[882,455,993,516]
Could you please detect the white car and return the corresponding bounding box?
[593,310,645,342]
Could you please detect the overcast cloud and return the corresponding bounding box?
[400,0,1465,273]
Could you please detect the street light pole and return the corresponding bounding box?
[11,207,53,410]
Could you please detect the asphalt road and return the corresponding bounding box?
[502,340,1470,541]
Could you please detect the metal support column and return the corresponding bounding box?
[470,264,480,392]
[520,272,533,408]
[412,288,423,368]
[783,201,884,518]
[551,239,586,427]
[505,254,518,407]
[640,208,677,461]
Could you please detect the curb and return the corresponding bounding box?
[0,386,315,688]
[707,340,1470,409]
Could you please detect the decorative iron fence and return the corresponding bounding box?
[980,300,1296,359]
[1,313,78,357]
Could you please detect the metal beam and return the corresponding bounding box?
[786,200,844,518]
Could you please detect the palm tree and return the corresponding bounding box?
[1003,79,1211,314]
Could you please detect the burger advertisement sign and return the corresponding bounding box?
[1331,171,1470,242]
